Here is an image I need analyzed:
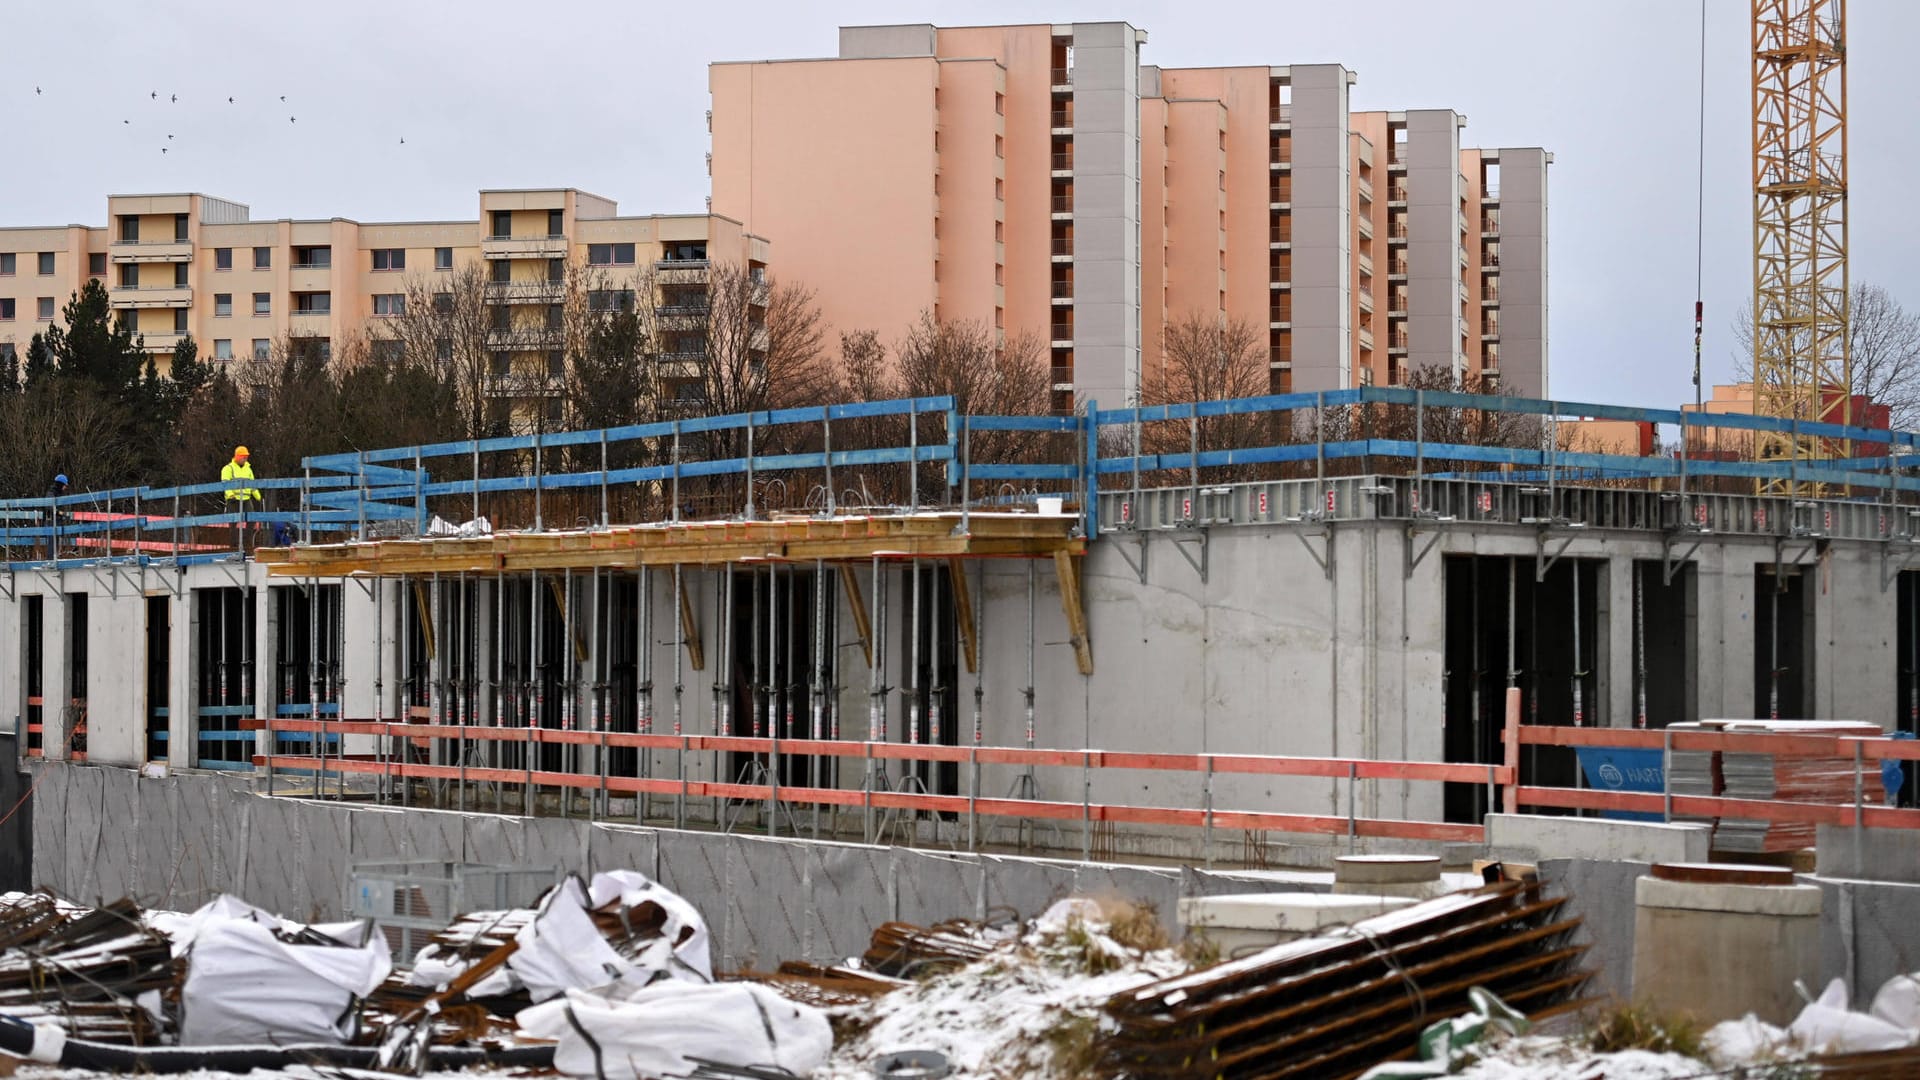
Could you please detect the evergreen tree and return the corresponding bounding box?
[22,334,53,387]
[41,280,148,396]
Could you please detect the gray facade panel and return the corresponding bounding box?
[838,24,936,59]
[1287,65,1352,392]
[1406,111,1463,380]
[1494,148,1550,398]
[1070,22,1142,407]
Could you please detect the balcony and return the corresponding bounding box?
[484,280,567,304]
[1358,288,1374,315]
[486,326,564,348]
[481,234,569,260]
[1050,109,1073,134]
[1482,288,1501,305]
[1052,196,1073,218]
[1356,252,1373,277]
[1388,334,1409,354]
[1049,365,1074,389]
[1482,251,1501,269]
[110,239,193,263]
[1050,325,1073,347]
[109,285,192,309]
[1269,226,1291,249]
[1481,216,1500,236]
[1051,153,1074,175]
[1356,175,1372,202]
[1268,159,1291,173]
[1269,104,1292,128]
[1356,216,1374,241]
[1050,68,1072,92]
[1358,326,1374,352]
[1482,184,1501,201]
[137,331,192,352]
[288,266,332,294]
[1051,239,1073,261]
[1482,324,1500,340]
[1387,184,1408,205]
[654,257,711,276]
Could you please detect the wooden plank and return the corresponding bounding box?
[412,580,436,660]
[1054,550,1093,675]
[841,567,873,668]
[546,576,589,663]
[679,571,705,671]
[948,558,978,675]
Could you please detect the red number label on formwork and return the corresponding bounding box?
[1477,491,1493,513]
[1695,503,1709,525]
[1182,497,1192,519]
[1326,489,1337,513]
[1824,509,1833,531]
[1257,491,1269,515]
[1881,514,1889,536]
[1754,508,1766,527]
[1120,500,1132,523]
[1410,490,1421,512]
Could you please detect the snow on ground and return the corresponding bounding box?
[818,900,1185,1080]
[1447,1036,1703,1080]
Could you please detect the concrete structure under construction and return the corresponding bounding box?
[3,388,1919,864]
[708,21,1549,407]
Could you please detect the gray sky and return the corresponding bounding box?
[11,0,1918,409]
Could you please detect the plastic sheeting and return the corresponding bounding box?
[1707,973,1920,1064]
[508,871,712,1004]
[177,899,390,1047]
[517,982,831,1080]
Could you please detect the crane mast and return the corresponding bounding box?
[1751,0,1849,493]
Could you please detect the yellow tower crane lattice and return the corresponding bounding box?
[1751,0,1849,494]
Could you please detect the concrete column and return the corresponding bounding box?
[1069,21,1144,407]
[1405,110,1464,381]
[1821,546,1896,726]
[339,578,383,757]
[1606,557,1634,727]
[42,588,69,760]
[168,586,195,770]
[1288,64,1353,391]
[252,582,272,766]
[1494,148,1550,398]
[0,590,19,744]
[87,589,146,766]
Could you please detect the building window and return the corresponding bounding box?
[88,252,106,276]
[588,289,635,313]
[36,298,54,321]
[175,214,190,241]
[995,135,1004,157]
[372,294,405,316]
[548,210,564,237]
[215,247,233,271]
[490,210,511,239]
[252,338,271,361]
[0,253,12,275]
[370,339,403,364]
[0,298,13,320]
[434,337,452,362]
[174,263,189,287]
[214,293,233,317]
[995,179,1004,200]
[432,293,454,315]
[490,260,511,284]
[435,246,453,271]
[546,258,565,282]
[214,339,232,360]
[253,246,271,269]
[253,292,270,315]
[587,243,635,266]
[0,344,13,366]
[37,253,54,275]
[294,292,331,314]
[119,265,138,289]
[173,309,188,333]
[371,248,405,271]
[119,216,139,243]
[293,246,332,269]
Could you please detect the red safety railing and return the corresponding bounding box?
[255,718,1499,847]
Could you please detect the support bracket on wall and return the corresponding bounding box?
[1535,529,1582,582]
[1292,525,1333,581]
[1053,550,1094,676]
[213,560,249,592]
[1403,524,1442,580]
[1168,528,1209,585]
[350,575,377,602]
[1111,530,1149,586]
[1661,528,1705,586]
[0,571,14,603]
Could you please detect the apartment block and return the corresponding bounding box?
[710,21,1549,406]
[0,190,767,417]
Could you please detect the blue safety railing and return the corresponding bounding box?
[3,387,1918,571]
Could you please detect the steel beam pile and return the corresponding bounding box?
[0,896,173,1044]
[1100,881,1592,1080]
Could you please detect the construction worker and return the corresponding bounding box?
[222,446,261,504]
[42,474,68,560]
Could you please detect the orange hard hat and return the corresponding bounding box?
[234,445,250,458]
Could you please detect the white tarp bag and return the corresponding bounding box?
[509,872,713,1003]
[179,917,392,1046]
[405,942,521,998]
[518,983,831,1080]
[1788,978,1916,1056]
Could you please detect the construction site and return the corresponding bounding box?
[2,1,1920,1077]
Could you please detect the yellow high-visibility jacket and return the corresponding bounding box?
[222,460,261,502]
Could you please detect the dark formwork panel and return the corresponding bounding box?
[1897,572,1919,806]
[145,596,169,762]
[1442,555,1600,823]
[1631,560,1697,729]
[1754,566,1813,720]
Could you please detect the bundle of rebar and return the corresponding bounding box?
[860,920,1002,978]
[1100,881,1592,1080]
[736,961,909,1009]
[0,898,173,1044]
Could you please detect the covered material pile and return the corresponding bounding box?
[1668,719,1882,852]
[1100,879,1592,1079]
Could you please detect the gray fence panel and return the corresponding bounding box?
[722,835,810,972]
[61,766,106,904]
[803,842,893,965]
[655,830,732,966]
[892,849,983,929]
[586,823,659,880]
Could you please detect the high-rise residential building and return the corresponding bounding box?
[0,189,767,422]
[709,21,1550,407]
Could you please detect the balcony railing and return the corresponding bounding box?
[1050,325,1073,342]
[1482,252,1501,268]
[1483,184,1500,199]
[1050,68,1072,87]
[1388,227,1407,241]
[1052,196,1074,214]
[1050,280,1073,299]
[1051,154,1074,171]
[1269,104,1292,125]
[1049,365,1074,386]
[1051,239,1073,257]
[108,285,192,308]
[654,257,711,271]
[1388,184,1408,202]
[1481,217,1500,233]
[1270,227,1292,245]
[1389,260,1408,275]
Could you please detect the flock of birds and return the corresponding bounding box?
[31,85,403,155]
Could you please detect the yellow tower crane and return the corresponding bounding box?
[1751,0,1850,493]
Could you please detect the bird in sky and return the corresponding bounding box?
[167,134,174,140]
[279,95,287,102]
[289,116,296,123]
[228,96,234,104]
[150,91,156,99]
[34,87,41,95]
[170,94,177,103]
[400,137,406,144]
[160,147,167,155]
[122,119,129,125]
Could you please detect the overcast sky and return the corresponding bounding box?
[11,0,1918,409]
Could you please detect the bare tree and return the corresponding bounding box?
[1138,314,1278,477]
[1731,282,1920,430]
[381,264,504,441]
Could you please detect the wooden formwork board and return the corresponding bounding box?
[258,513,1081,577]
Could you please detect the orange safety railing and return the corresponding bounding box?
[256,718,1501,847]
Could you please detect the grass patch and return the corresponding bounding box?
[1178,929,1222,971]
[1041,1010,1103,1077]
[1585,1000,1706,1059]
[1102,899,1170,953]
